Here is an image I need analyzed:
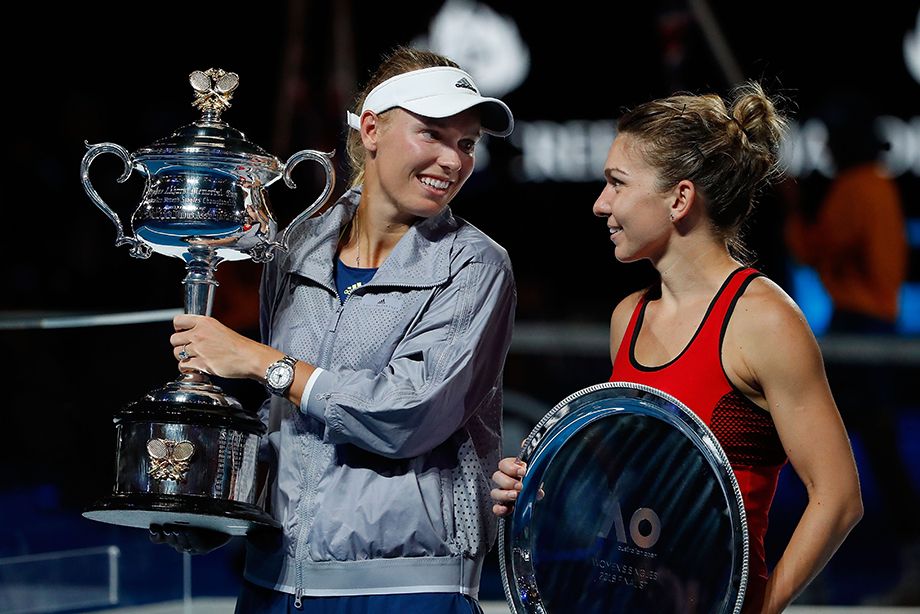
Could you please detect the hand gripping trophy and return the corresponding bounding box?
[80,68,334,534]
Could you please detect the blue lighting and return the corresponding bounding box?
[789,265,833,335]
[788,262,920,335]
[907,218,920,248]
[900,283,920,333]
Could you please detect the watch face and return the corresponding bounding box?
[268,363,294,389]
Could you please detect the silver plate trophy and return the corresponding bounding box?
[80,68,335,535]
[500,382,749,614]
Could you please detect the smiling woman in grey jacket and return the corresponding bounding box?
[152,47,516,613]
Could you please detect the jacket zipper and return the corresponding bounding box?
[292,279,446,580]
[290,289,338,575]
[328,300,344,332]
[294,588,304,609]
[292,288,347,578]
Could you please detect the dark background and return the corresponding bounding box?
[1,1,918,609]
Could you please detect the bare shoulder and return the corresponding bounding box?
[727,276,825,388]
[731,276,813,341]
[611,290,644,329]
[609,290,645,362]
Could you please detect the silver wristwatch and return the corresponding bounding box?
[264,354,297,397]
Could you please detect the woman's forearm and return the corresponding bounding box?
[762,491,863,613]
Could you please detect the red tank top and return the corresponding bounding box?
[610,267,787,612]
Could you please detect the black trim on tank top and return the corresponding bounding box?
[629,267,747,372]
[718,270,773,416]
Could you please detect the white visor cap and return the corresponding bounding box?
[346,66,514,137]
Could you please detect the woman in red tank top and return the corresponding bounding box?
[492,84,863,613]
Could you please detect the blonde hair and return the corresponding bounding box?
[346,47,459,187]
[618,82,789,260]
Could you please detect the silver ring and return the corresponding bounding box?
[178,345,189,361]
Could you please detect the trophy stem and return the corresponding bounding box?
[141,246,242,409]
[183,248,221,316]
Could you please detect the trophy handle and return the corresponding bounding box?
[81,141,152,259]
[277,149,335,252]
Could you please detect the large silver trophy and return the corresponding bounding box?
[80,68,334,535]
[500,382,749,613]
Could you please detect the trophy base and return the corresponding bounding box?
[83,493,280,536]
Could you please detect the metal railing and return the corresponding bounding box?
[0,546,120,614]
[2,310,917,365]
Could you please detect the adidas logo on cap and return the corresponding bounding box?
[454,77,477,93]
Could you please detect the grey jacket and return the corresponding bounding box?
[243,188,516,599]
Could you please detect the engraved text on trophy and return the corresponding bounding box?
[136,174,245,233]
